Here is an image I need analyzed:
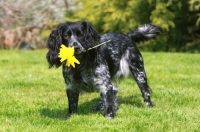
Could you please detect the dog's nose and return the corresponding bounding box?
[68,42,78,47]
[71,42,79,50]
[73,42,78,46]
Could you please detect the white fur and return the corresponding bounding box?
[94,64,109,94]
[116,50,130,78]
[94,64,118,94]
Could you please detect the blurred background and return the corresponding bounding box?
[0,0,200,52]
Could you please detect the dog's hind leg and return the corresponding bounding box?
[128,49,153,107]
[103,84,117,119]
[94,64,118,119]
[103,85,118,119]
[66,88,79,118]
[92,92,118,111]
[92,93,104,111]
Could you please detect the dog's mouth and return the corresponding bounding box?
[74,47,84,55]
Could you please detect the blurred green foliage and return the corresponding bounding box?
[63,0,200,52]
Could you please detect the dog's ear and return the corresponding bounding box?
[81,21,100,49]
[46,24,63,68]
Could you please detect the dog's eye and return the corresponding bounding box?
[78,34,83,38]
[64,35,69,39]
[77,31,83,39]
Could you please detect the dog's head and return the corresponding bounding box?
[46,20,100,68]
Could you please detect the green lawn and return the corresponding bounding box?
[0,50,199,132]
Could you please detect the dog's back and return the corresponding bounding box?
[98,24,162,79]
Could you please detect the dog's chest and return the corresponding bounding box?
[62,65,97,92]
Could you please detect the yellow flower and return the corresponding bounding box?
[58,44,80,68]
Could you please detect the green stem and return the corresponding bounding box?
[84,40,111,52]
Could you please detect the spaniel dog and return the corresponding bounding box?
[46,20,162,119]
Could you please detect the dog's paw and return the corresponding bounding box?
[92,102,104,111]
[104,113,114,119]
[145,101,153,107]
[92,105,104,111]
[65,113,73,119]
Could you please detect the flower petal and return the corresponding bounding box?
[58,44,80,68]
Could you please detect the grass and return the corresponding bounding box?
[0,50,199,132]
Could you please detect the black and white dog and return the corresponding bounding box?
[46,20,162,119]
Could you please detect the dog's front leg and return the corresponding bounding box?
[66,89,79,118]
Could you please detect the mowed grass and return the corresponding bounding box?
[0,50,199,132]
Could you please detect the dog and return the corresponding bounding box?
[46,20,162,119]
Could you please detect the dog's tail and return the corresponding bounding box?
[127,24,163,43]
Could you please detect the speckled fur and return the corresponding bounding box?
[46,20,162,119]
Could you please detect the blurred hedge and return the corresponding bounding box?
[65,0,200,52]
[2,0,199,52]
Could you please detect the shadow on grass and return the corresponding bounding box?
[40,94,144,120]
[118,94,144,107]
[40,108,67,120]
[40,97,101,120]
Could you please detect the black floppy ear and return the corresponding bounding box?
[81,21,100,49]
[46,24,63,68]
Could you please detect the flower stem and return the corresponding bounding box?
[84,40,111,52]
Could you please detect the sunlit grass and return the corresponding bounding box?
[0,50,199,131]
